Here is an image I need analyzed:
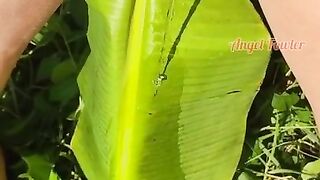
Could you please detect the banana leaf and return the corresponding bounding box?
[71,0,270,179]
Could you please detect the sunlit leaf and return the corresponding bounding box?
[302,160,320,180]
[71,0,270,179]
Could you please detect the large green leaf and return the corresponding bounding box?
[71,0,270,179]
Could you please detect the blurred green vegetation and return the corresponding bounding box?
[235,51,320,180]
[0,0,319,179]
[0,0,88,179]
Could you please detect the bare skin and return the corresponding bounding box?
[260,0,320,130]
[0,0,319,179]
[0,0,62,90]
[0,0,62,179]
[0,148,4,180]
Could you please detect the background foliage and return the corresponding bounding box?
[0,0,88,179]
[0,0,318,179]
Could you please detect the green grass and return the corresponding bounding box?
[236,51,320,180]
[0,0,319,179]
